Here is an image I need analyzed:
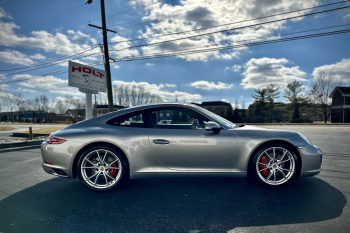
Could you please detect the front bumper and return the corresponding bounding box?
[298,145,322,178]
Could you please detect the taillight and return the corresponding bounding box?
[46,136,66,144]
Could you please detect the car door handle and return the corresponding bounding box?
[153,139,170,144]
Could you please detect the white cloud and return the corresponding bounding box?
[146,63,155,66]
[112,80,201,101]
[190,81,234,90]
[110,35,140,59]
[232,65,242,72]
[344,12,350,20]
[133,0,318,62]
[312,58,350,82]
[14,87,38,93]
[165,84,177,87]
[240,57,307,89]
[113,64,120,69]
[0,50,35,65]
[29,54,46,60]
[14,74,84,96]
[0,18,99,56]
[0,7,11,19]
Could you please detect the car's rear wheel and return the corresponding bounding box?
[77,146,127,191]
[252,144,298,186]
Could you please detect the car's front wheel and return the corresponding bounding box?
[77,146,127,191]
[252,144,298,186]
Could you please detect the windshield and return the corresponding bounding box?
[192,105,236,129]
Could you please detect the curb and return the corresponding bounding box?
[11,133,49,137]
[0,140,43,150]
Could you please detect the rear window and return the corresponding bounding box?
[106,110,152,128]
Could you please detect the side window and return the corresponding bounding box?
[148,107,210,129]
[106,110,151,128]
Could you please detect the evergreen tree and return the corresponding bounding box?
[226,107,233,122]
[266,84,280,122]
[284,80,306,120]
[252,88,268,120]
[232,100,241,123]
[241,101,247,118]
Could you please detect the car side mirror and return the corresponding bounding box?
[205,121,221,134]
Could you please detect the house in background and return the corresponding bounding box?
[330,86,350,123]
[190,101,233,117]
[93,105,126,117]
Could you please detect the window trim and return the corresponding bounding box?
[146,106,211,130]
[106,109,152,128]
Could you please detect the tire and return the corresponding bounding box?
[251,144,298,187]
[77,146,127,192]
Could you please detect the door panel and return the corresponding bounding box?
[148,129,240,170]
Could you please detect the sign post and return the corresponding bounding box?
[68,61,106,120]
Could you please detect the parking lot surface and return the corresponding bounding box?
[0,126,349,233]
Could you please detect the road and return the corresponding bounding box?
[0,126,349,233]
[0,124,70,140]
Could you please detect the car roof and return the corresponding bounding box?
[69,102,200,128]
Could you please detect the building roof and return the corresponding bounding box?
[330,86,350,97]
[65,109,85,116]
[34,113,47,118]
[200,101,232,107]
[96,105,126,109]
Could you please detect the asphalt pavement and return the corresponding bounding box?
[0,126,349,233]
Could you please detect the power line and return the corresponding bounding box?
[108,4,350,54]
[108,0,350,45]
[120,23,350,60]
[109,0,239,29]
[0,50,100,77]
[2,27,349,85]
[0,0,13,7]
[110,28,350,63]
[0,62,103,85]
[51,0,165,37]
[17,3,87,32]
[8,0,41,14]
[0,2,88,42]
[0,46,100,72]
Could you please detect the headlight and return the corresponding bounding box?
[297,132,312,145]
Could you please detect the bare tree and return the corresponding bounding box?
[124,85,131,107]
[23,99,34,111]
[3,93,17,122]
[39,94,49,112]
[310,72,342,123]
[130,87,137,106]
[55,100,66,114]
[33,96,40,111]
[116,84,125,106]
[112,84,117,104]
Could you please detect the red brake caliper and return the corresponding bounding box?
[260,155,269,177]
[109,163,117,176]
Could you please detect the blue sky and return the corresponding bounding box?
[0,0,350,107]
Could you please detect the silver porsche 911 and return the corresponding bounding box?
[41,103,322,191]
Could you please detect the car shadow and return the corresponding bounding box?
[0,176,346,233]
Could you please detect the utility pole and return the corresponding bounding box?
[87,0,115,112]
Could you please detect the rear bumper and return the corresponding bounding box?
[298,145,322,178]
[40,140,78,178]
[42,162,68,178]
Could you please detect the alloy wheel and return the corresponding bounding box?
[255,147,295,185]
[80,149,122,189]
